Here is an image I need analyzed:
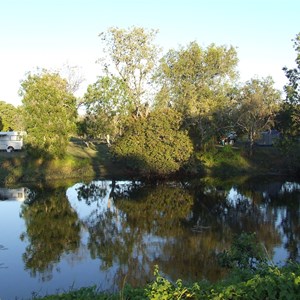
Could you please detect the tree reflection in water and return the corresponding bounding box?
[17,177,300,290]
[76,178,298,288]
[20,187,81,281]
[81,182,195,288]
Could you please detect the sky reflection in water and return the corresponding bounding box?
[0,178,299,300]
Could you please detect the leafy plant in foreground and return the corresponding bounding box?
[145,265,199,299]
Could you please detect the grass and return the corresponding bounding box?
[0,138,296,186]
[201,142,291,178]
[0,139,129,185]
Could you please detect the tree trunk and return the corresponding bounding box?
[106,134,111,146]
[249,132,254,156]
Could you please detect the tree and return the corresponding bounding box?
[99,26,160,109]
[280,33,300,138]
[82,76,134,142]
[112,108,193,176]
[57,63,85,95]
[235,77,281,153]
[20,71,77,158]
[275,33,300,172]
[0,101,23,131]
[283,33,300,106]
[155,41,239,147]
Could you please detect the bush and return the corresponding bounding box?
[112,108,193,177]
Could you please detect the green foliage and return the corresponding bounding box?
[217,232,267,270]
[201,145,250,177]
[145,263,300,300]
[275,134,300,173]
[205,263,300,300]
[32,286,116,300]
[112,108,193,176]
[0,100,23,131]
[156,41,238,146]
[276,33,300,172]
[283,32,300,106]
[20,70,77,158]
[83,76,134,139]
[33,263,300,300]
[99,26,159,107]
[145,266,198,300]
[234,77,281,150]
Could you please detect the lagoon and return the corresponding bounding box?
[0,177,299,300]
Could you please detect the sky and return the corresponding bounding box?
[0,0,299,106]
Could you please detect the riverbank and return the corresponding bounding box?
[0,140,130,186]
[0,139,298,186]
[200,142,292,177]
[31,262,300,300]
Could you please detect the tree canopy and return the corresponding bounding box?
[280,32,300,138]
[82,76,134,140]
[0,26,295,175]
[20,71,77,158]
[112,108,193,176]
[155,41,239,146]
[235,77,281,150]
[0,101,23,131]
[99,26,160,108]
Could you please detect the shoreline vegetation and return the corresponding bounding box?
[1,141,300,300]
[0,138,298,187]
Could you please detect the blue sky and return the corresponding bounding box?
[0,0,299,106]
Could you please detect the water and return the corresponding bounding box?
[0,177,299,299]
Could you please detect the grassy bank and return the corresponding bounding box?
[0,139,297,186]
[0,140,129,185]
[200,142,291,178]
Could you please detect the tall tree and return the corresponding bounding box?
[156,41,238,146]
[235,77,281,153]
[281,32,300,137]
[20,71,77,158]
[284,33,300,105]
[99,26,160,109]
[275,33,300,172]
[83,76,134,142]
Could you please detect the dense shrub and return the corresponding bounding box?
[20,71,77,158]
[112,108,193,176]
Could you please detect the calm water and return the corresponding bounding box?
[0,177,299,299]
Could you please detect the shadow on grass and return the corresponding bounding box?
[210,161,248,178]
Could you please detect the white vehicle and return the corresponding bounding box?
[0,187,26,201]
[0,131,24,152]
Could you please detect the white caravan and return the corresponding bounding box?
[0,131,24,152]
[0,187,26,201]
